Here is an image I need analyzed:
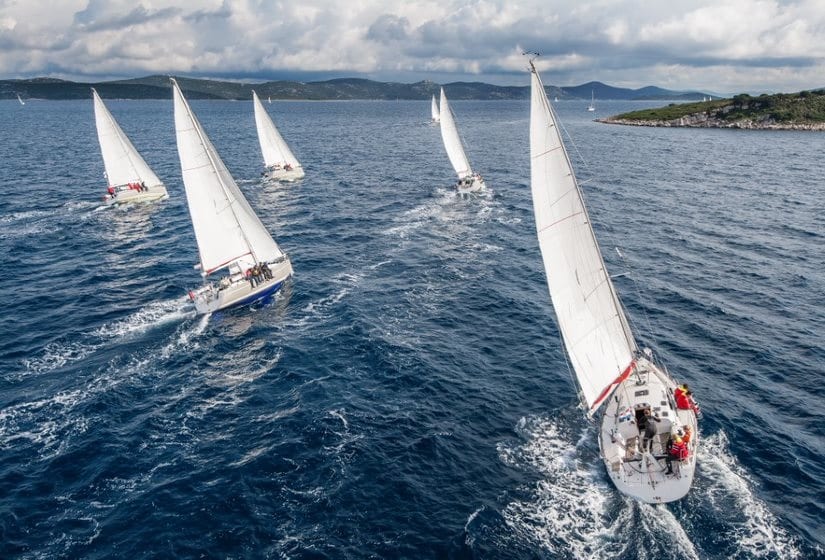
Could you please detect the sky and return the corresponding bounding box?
[1,0,824,94]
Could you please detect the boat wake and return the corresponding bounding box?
[692,431,802,559]
[499,414,628,558]
[499,414,803,558]
[19,297,194,378]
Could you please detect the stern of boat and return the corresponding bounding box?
[598,358,699,503]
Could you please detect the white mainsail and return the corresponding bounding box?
[431,94,440,122]
[529,65,636,411]
[92,88,163,189]
[172,79,285,275]
[439,88,473,180]
[529,59,699,503]
[252,90,301,171]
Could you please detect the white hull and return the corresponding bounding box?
[599,357,699,503]
[104,184,168,206]
[264,166,305,182]
[190,257,293,314]
[456,174,486,194]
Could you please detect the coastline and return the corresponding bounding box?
[597,115,825,131]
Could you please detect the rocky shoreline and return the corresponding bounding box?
[598,114,825,131]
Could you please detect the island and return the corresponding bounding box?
[599,90,825,130]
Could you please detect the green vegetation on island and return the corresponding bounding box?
[603,89,825,129]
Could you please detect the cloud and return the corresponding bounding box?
[0,0,823,93]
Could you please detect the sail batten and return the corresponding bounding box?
[172,79,284,275]
[529,65,637,410]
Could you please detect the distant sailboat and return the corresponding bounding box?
[92,88,168,206]
[17,94,25,106]
[587,90,596,112]
[554,96,559,102]
[171,79,294,314]
[252,90,305,181]
[268,96,272,104]
[528,58,699,503]
[438,88,485,193]
[431,94,440,122]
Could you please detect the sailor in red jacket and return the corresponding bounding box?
[674,384,701,415]
[665,435,689,475]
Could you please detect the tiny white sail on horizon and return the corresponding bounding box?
[528,59,699,504]
[438,88,485,193]
[252,90,304,181]
[17,94,25,105]
[172,79,293,314]
[92,88,168,205]
[587,90,596,111]
[431,94,440,122]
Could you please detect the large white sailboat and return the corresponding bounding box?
[528,59,699,503]
[92,88,168,206]
[251,90,305,182]
[431,94,440,123]
[172,79,294,314]
[439,87,485,194]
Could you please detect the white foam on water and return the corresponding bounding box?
[92,297,193,339]
[20,296,194,377]
[499,415,630,558]
[638,502,701,560]
[695,430,802,559]
[0,388,90,456]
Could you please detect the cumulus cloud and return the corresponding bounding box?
[0,0,823,92]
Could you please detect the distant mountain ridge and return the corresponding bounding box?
[1,75,712,101]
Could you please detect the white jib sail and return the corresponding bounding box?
[252,90,301,169]
[431,95,440,121]
[92,88,162,188]
[439,88,473,179]
[529,65,637,411]
[172,79,285,274]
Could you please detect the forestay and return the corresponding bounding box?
[92,88,162,188]
[252,90,301,169]
[529,66,637,411]
[439,88,472,179]
[172,79,285,275]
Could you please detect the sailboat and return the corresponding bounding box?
[252,90,305,181]
[438,88,485,193]
[587,90,596,112]
[17,94,25,106]
[92,88,169,206]
[171,79,294,314]
[431,94,440,122]
[528,59,699,503]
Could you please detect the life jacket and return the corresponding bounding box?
[682,426,692,444]
[670,440,689,461]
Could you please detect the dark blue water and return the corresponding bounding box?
[1,96,822,559]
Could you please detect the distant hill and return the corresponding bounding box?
[599,90,825,130]
[1,75,708,101]
[561,81,706,101]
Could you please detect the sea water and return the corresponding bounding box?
[0,96,822,559]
